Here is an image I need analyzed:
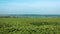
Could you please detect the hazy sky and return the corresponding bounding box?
[0,0,60,14]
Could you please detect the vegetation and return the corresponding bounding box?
[0,18,60,34]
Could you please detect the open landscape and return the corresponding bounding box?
[0,17,60,34]
[0,0,60,34]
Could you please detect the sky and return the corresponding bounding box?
[0,0,60,14]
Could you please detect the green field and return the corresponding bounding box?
[0,18,60,34]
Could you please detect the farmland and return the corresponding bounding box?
[0,18,60,34]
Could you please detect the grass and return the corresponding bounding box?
[0,18,60,34]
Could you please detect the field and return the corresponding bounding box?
[0,18,60,34]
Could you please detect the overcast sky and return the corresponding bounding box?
[0,0,60,14]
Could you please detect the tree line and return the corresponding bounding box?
[0,16,17,18]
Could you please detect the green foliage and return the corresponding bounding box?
[0,18,60,34]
